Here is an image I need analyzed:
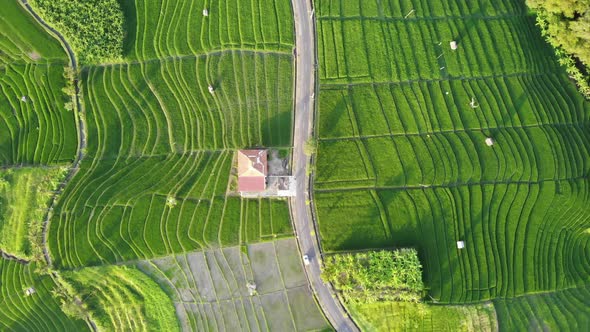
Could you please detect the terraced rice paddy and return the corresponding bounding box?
[121,0,294,59]
[64,265,179,332]
[0,259,87,331]
[48,0,295,269]
[313,0,590,325]
[135,238,329,332]
[0,1,76,166]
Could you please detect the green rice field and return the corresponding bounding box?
[48,0,296,269]
[494,285,590,330]
[313,0,590,328]
[0,259,87,331]
[120,0,294,59]
[0,0,76,166]
[349,301,497,331]
[63,265,179,332]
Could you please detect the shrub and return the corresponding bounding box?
[527,1,590,98]
[322,249,425,303]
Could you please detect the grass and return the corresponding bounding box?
[348,301,497,332]
[0,166,67,259]
[313,0,590,326]
[134,238,329,332]
[0,259,87,331]
[64,265,179,332]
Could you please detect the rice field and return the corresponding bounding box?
[348,301,497,332]
[0,0,65,64]
[0,1,76,167]
[313,0,590,326]
[494,285,590,331]
[0,259,87,331]
[135,238,329,332]
[63,265,179,332]
[120,0,294,60]
[48,0,296,269]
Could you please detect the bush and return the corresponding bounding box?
[322,249,425,303]
[29,0,124,63]
[527,1,590,98]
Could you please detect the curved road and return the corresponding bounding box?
[19,0,87,268]
[289,1,359,331]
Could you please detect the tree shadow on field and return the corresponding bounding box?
[452,3,488,46]
[320,89,351,137]
[261,105,295,148]
[118,0,137,57]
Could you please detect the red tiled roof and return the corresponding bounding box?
[237,149,267,192]
[238,176,266,192]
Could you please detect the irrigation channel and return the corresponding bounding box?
[19,1,94,331]
[289,0,359,330]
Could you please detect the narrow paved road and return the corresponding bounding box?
[289,1,359,331]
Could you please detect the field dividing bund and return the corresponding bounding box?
[135,238,329,331]
[313,0,590,317]
[0,259,87,331]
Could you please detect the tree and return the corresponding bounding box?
[527,0,590,97]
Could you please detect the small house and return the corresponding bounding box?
[237,149,267,192]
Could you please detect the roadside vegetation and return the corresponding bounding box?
[322,249,424,303]
[28,0,124,63]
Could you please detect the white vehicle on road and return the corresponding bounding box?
[302,254,310,266]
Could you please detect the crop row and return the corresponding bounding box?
[0,63,76,166]
[49,150,292,268]
[494,285,590,331]
[126,0,294,60]
[318,75,590,139]
[135,238,328,331]
[315,179,590,302]
[0,259,87,331]
[317,16,556,84]
[82,51,293,157]
[315,0,525,19]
